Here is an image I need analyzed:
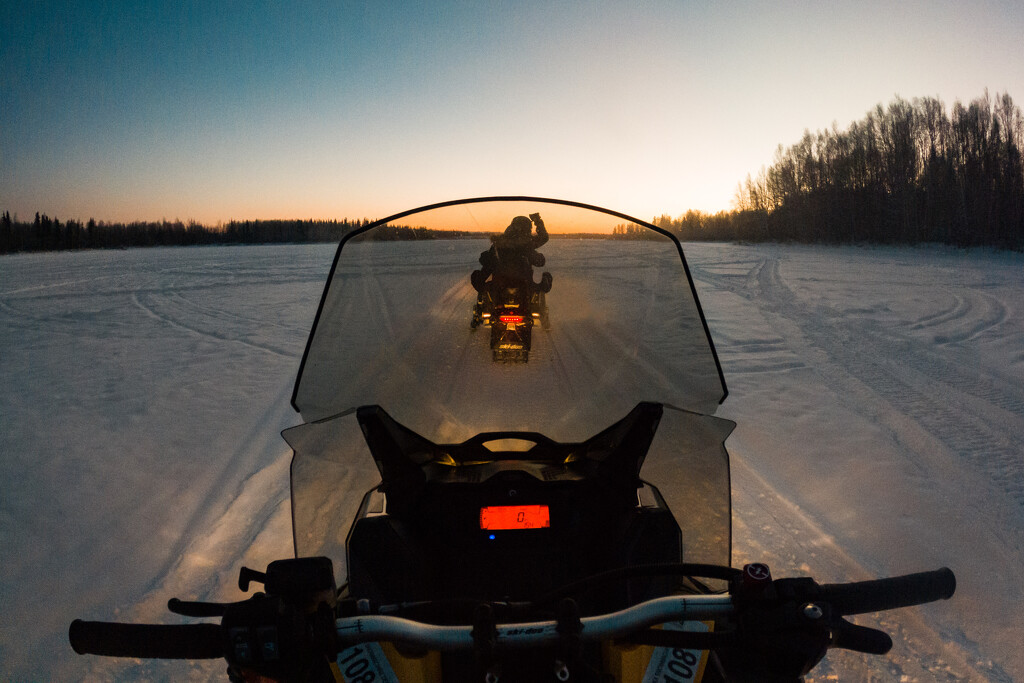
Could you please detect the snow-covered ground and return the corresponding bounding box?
[1,242,1022,681]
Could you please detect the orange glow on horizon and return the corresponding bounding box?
[372,200,652,234]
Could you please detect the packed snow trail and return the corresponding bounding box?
[691,243,1024,681]
[1,242,1022,681]
[0,246,333,682]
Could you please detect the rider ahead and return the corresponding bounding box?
[471,213,553,294]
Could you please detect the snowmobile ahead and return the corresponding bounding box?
[470,212,552,362]
[70,197,955,682]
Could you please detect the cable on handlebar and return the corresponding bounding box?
[530,562,741,608]
[619,628,737,650]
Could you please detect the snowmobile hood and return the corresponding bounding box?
[291,197,727,443]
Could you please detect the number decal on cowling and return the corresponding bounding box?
[335,642,397,683]
[641,621,711,683]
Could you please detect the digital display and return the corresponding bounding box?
[480,505,550,530]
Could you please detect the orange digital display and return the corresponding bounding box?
[480,505,550,530]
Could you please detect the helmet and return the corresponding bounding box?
[506,216,532,239]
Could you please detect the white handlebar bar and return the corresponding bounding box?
[335,594,734,651]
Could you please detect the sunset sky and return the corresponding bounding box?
[3,0,1023,224]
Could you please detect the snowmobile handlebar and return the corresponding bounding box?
[68,564,955,665]
[331,567,955,651]
[338,595,735,651]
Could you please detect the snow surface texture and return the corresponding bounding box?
[1,242,1021,681]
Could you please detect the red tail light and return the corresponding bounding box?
[500,315,524,324]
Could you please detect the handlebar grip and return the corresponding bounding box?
[820,567,956,616]
[69,620,223,659]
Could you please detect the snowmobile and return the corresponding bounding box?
[471,275,548,362]
[470,213,552,362]
[70,197,956,682]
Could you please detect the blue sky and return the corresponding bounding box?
[3,0,1023,223]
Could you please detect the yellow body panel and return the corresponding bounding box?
[332,642,442,683]
[332,623,711,682]
[380,642,442,682]
[603,641,658,682]
[602,621,714,683]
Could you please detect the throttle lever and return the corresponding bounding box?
[167,598,230,618]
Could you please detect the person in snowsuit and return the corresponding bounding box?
[471,213,553,294]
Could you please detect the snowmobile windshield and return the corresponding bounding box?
[292,197,726,440]
[286,198,733,570]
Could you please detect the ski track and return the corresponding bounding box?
[691,253,1024,513]
[130,290,296,358]
[142,377,298,598]
[759,256,1024,511]
[164,289,299,332]
[730,452,990,682]
[911,288,1008,345]
[690,247,1024,681]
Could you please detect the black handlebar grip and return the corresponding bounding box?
[821,567,956,616]
[69,620,224,659]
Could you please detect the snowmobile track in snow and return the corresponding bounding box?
[691,253,1024,513]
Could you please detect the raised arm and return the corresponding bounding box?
[529,213,548,248]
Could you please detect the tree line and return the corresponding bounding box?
[611,223,661,239]
[0,215,381,254]
[661,90,1023,248]
[0,212,485,254]
[4,90,1022,253]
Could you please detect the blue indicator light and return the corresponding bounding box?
[489,534,496,540]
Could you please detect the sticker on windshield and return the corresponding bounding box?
[641,621,711,683]
[334,642,398,683]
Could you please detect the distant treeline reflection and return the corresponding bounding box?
[3,90,1022,254]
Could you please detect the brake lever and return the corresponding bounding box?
[833,618,892,655]
[168,598,238,618]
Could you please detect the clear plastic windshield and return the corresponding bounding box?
[291,198,726,442]
[286,198,732,568]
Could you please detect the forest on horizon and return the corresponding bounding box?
[3,90,1022,254]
